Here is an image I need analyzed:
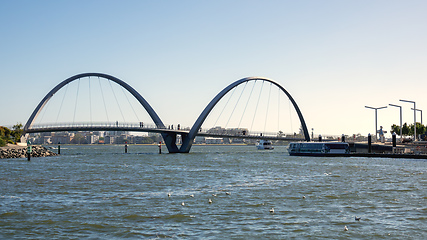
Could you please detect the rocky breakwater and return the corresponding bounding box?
[0,144,58,159]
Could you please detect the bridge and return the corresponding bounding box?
[23,73,311,153]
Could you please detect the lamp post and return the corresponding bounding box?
[400,99,416,141]
[365,105,387,141]
[411,108,422,125]
[389,104,402,141]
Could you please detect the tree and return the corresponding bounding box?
[12,123,23,144]
[391,124,400,136]
[402,123,410,136]
[0,126,12,146]
[71,133,86,144]
[416,122,426,135]
[0,137,5,147]
[408,122,426,137]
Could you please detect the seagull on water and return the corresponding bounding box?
[344,226,348,231]
[269,208,274,213]
[190,194,194,198]
[168,193,171,197]
[355,216,361,221]
[303,195,306,199]
[226,192,231,195]
[212,194,217,197]
[181,202,185,206]
[208,199,213,204]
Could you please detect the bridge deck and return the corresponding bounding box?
[24,126,305,142]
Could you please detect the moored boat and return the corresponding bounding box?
[287,142,350,156]
[256,140,274,150]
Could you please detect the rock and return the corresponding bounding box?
[0,145,58,159]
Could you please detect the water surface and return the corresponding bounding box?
[1,145,426,239]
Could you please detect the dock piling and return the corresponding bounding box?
[368,134,372,153]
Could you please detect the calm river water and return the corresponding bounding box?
[1,145,426,239]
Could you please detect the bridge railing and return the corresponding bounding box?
[199,129,301,139]
[27,122,340,140]
[29,122,160,129]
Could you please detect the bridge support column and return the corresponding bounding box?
[161,132,180,153]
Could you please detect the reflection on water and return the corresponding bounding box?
[1,145,426,239]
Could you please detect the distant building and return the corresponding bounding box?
[205,137,223,144]
[104,135,116,144]
[86,134,99,144]
[51,132,72,144]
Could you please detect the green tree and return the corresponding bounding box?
[0,137,5,147]
[409,122,426,137]
[71,133,86,144]
[0,126,11,140]
[11,123,23,144]
[0,126,13,145]
[391,124,400,136]
[402,123,410,136]
[416,122,426,135]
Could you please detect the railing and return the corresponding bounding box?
[30,122,160,129]
[27,122,341,141]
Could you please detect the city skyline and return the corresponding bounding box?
[1,1,426,137]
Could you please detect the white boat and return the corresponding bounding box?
[287,142,350,156]
[256,140,274,150]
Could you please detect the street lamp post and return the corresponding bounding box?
[400,99,416,141]
[365,105,387,141]
[411,108,422,125]
[389,104,403,141]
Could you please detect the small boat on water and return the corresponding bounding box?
[287,142,350,156]
[256,140,274,150]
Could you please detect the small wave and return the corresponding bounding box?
[123,214,152,220]
[0,211,20,217]
[164,214,193,220]
[0,195,22,199]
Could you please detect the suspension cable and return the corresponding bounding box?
[238,81,256,128]
[250,81,264,131]
[211,86,237,129]
[225,81,248,128]
[37,93,51,124]
[121,87,140,122]
[55,84,69,123]
[98,77,110,123]
[72,79,80,124]
[108,80,126,123]
[263,83,272,133]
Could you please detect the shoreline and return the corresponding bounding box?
[0,144,58,159]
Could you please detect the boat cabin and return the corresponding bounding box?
[288,142,350,155]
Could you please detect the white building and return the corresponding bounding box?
[205,137,223,144]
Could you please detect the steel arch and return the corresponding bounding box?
[23,73,180,152]
[179,77,310,152]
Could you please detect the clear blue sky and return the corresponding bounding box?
[1,0,426,137]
